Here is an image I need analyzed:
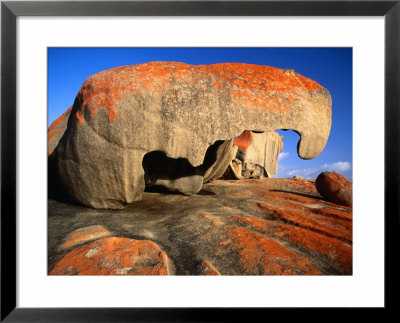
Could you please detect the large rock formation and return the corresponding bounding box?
[50,62,332,209]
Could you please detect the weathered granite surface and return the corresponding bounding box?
[49,62,332,209]
[49,178,352,275]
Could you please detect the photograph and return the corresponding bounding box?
[1,0,398,319]
[47,47,353,276]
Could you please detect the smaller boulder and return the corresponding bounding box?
[50,237,169,275]
[316,171,352,207]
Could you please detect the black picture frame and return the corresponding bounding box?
[1,0,399,321]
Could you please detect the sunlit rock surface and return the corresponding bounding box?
[50,237,169,275]
[49,178,352,275]
[316,171,353,207]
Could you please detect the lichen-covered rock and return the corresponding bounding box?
[316,171,352,207]
[219,226,322,275]
[60,225,111,250]
[48,106,72,155]
[50,237,169,275]
[48,178,352,275]
[52,62,332,209]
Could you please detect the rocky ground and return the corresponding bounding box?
[48,177,352,276]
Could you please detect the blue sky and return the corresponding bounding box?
[48,48,352,180]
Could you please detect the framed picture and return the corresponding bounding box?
[1,0,399,320]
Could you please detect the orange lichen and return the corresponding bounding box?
[256,202,352,243]
[313,207,352,222]
[48,106,72,143]
[74,62,172,125]
[206,177,352,273]
[198,63,323,112]
[50,237,169,275]
[223,226,321,275]
[316,172,353,207]
[236,178,353,243]
[231,216,352,273]
[213,82,223,89]
[200,63,323,92]
[73,62,326,125]
[234,130,253,151]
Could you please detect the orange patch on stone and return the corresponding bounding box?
[316,172,353,207]
[234,131,253,151]
[74,62,172,125]
[213,82,223,89]
[245,178,352,243]
[60,225,111,250]
[198,63,322,113]
[50,237,169,275]
[223,226,321,275]
[313,207,352,222]
[256,202,352,243]
[231,216,352,273]
[73,62,325,125]
[48,106,72,140]
[48,106,73,154]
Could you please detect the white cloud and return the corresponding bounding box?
[285,167,320,178]
[278,151,289,161]
[276,161,352,180]
[322,161,351,172]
